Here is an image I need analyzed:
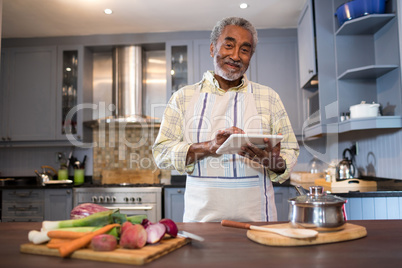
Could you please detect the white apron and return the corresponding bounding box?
[183,79,277,222]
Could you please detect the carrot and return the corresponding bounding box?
[58,223,120,258]
[47,238,74,249]
[47,230,89,239]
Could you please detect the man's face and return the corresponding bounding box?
[211,25,253,81]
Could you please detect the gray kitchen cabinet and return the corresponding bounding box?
[0,46,57,141]
[1,188,73,221]
[55,45,92,144]
[297,0,317,88]
[164,187,185,222]
[274,186,298,221]
[335,10,402,133]
[252,37,302,135]
[193,39,213,82]
[303,0,402,139]
[344,196,402,220]
[44,188,73,220]
[1,189,44,222]
[0,45,92,144]
[166,40,194,98]
[0,51,7,140]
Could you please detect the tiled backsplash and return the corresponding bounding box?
[92,125,170,184]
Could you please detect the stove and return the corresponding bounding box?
[73,185,162,222]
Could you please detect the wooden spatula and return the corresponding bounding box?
[221,220,318,239]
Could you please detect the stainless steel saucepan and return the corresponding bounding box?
[288,186,347,231]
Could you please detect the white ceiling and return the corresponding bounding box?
[2,0,306,39]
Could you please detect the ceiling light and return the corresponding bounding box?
[104,9,113,15]
[240,3,248,9]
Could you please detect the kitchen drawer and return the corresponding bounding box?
[2,202,44,218]
[2,216,43,222]
[2,189,44,202]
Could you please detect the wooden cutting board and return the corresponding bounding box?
[314,178,377,193]
[20,236,190,265]
[247,223,367,247]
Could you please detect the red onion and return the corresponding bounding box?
[70,203,109,219]
[159,218,178,238]
[141,218,151,228]
[145,223,166,244]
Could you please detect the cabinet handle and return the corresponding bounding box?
[14,190,33,197]
[308,69,314,73]
[177,189,182,193]
[13,205,33,211]
[7,137,11,141]
[66,190,71,194]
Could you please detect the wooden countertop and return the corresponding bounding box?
[3,220,402,268]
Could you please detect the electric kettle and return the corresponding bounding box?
[336,148,355,181]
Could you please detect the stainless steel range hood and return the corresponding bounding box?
[86,45,161,128]
[113,46,144,121]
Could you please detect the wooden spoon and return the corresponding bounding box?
[221,220,318,239]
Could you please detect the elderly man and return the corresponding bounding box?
[153,17,299,222]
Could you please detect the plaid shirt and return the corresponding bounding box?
[152,71,299,183]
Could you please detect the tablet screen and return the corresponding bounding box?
[216,134,283,155]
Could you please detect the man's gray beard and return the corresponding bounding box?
[213,55,244,81]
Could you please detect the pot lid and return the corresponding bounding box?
[290,186,346,205]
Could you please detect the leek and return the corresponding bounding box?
[29,226,120,244]
[127,214,147,224]
[42,210,116,230]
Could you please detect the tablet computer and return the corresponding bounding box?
[216,134,283,155]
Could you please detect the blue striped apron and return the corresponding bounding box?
[182,78,277,222]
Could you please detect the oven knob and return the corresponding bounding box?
[92,196,98,202]
[124,197,129,202]
[105,196,110,202]
[137,197,142,203]
[130,197,135,202]
[112,196,117,202]
[98,196,104,202]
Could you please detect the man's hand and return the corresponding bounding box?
[186,126,245,165]
[208,126,245,156]
[238,136,286,174]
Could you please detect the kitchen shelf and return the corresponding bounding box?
[303,123,323,140]
[338,116,402,133]
[338,65,399,80]
[336,14,396,36]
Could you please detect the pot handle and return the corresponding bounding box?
[41,165,57,176]
[342,148,354,161]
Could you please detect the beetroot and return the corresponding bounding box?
[159,218,178,238]
[70,203,109,219]
[120,224,147,249]
[91,234,117,251]
[121,221,133,236]
[145,223,166,244]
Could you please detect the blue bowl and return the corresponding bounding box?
[335,1,358,27]
[354,0,386,17]
[335,0,387,27]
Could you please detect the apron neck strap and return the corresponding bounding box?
[198,77,253,93]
